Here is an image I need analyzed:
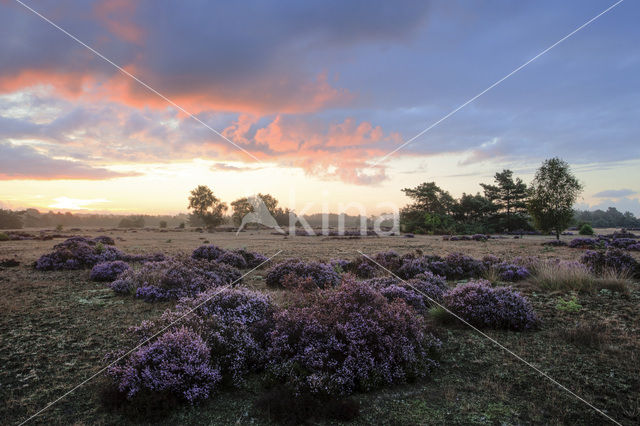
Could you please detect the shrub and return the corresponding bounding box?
[90,260,131,282]
[267,279,441,396]
[159,221,168,229]
[443,281,538,330]
[397,256,438,279]
[110,257,241,301]
[568,238,606,249]
[372,250,404,272]
[93,235,116,245]
[0,232,9,241]
[105,327,221,404]
[397,253,486,281]
[266,260,340,289]
[608,238,640,250]
[191,244,226,261]
[494,262,530,282]
[191,244,267,269]
[380,285,428,312]
[581,248,640,278]
[217,251,247,269]
[35,237,128,270]
[233,248,268,268]
[579,223,594,235]
[160,288,277,386]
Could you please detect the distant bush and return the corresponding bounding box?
[267,279,441,396]
[579,223,594,235]
[106,327,221,404]
[90,261,130,282]
[443,281,538,331]
[159,221,167,229]
[0,209,23,229]
[118,216,145,228]
[0,232,9,241]
[266,259,340,289]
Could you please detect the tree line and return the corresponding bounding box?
[401,157,592,238]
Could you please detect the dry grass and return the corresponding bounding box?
[530,260,596,292]
[530,260,631,294]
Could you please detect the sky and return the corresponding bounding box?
[0,0,639,215]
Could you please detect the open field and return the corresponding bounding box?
[1,228,639,425]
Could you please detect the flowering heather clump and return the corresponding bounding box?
[233,248,268,268]
[35,237,127,270]
[106,327,221,404]
[380,285,428,312]
[266,259,340,289]
[160,288,277,386]
[329,258,351,273]
[568,238,607,249]
[408,272,448,302]
[217,251,248,269]
[110,257,241,301]
[373,250,403,272]
[90,260,130,282]
[191,244,226,261]
[443,281,538,331]
[494,262,530,282]
[109,278,135,294]
[93,235,116,245]
[581,249,640,277]
[608,238,640,250]
[442,253,486,280]
[397,256,436,279]
[267,279,441,396]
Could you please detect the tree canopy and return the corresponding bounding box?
[528,158,583,239]
[187,185,228,229]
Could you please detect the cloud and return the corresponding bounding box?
[0,142,139,180]
[0,0,430,115]
[593,189,637,198]
[210,162,265,172]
